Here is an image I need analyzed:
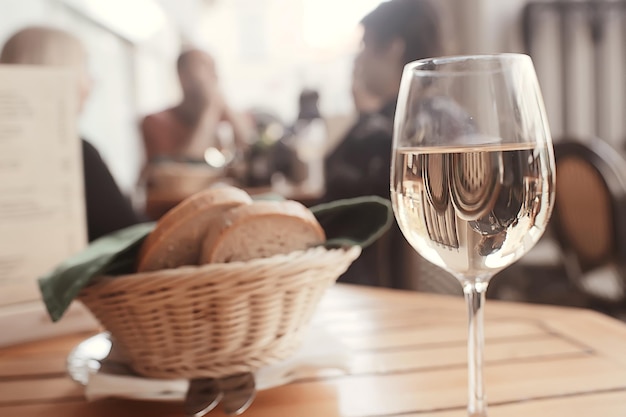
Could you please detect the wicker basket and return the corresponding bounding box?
[79,246,361,379]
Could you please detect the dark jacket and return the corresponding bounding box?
[82,140,140,242]
[323,101,405,287]
[324,101,396,202]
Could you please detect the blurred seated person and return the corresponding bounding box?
[141,49,251,164]
[323,0,444,286]
[350,57,385,117]
[0,26,141,242]
[325,0,442,202]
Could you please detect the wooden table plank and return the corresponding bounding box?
[331,356,626,416]
[0,353,67,378]
[0,332,95,378]
[534,309,626,367]
[0,355,621,416]
[0,377,83,403]
[1,285,626,416]
[348,335,588,374]
[0,399,184,417]
[0,332,94,358]
[4,389,626,417]
[339,320,548,350]
[313,307,462,330]
[411,391,626,417]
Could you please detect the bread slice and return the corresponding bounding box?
[200,200,326,264]
[137,186,252,272]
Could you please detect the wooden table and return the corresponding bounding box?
[2,284,626,416]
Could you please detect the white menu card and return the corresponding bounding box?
[0,65,97,346]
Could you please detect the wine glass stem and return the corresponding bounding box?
[463,278,490,417]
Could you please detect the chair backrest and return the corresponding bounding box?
[552,138,626,293]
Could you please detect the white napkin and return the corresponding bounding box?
[85,327,350,401]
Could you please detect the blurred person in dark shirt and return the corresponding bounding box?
[0,26,141,242]
[324,0,444,286]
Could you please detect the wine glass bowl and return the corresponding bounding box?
[392,143,553,277]
[390,54,555,416]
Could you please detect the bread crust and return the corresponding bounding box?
[137,186,252,271]
[200,201,325,263]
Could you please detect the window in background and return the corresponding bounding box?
[302,0,382,50]
[0,0,180,195]
[62,0,167,43]
[199,0,385,123]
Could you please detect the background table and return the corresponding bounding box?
[2,284,626,416]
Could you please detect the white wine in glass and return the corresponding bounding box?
[390,54,555,417]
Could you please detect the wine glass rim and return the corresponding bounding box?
[404,53,532,75]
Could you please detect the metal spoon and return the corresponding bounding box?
[220,372,256,415]
[184,378,223,417]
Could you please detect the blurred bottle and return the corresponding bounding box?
[291,116,326,195]
[245,110,285,187]
[274,88,326,197]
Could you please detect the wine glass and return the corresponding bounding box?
[390,54,555,416]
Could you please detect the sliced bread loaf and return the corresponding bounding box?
[200,200,325,263]
[137,186,252,272]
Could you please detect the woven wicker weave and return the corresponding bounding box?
[79,246,361,379]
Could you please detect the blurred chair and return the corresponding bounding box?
[552,138,626,308]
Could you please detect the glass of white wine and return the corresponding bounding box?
[391,54,555,416]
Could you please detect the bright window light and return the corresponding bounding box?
[302,0,384,49]
[62,0,167,42]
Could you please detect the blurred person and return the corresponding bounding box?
[0,26,141,242]
[323,0,444,287]
[351,55,385,117]
[141,49,251,163]
[325,0,443,202]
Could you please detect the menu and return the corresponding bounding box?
[0,65,96,345]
